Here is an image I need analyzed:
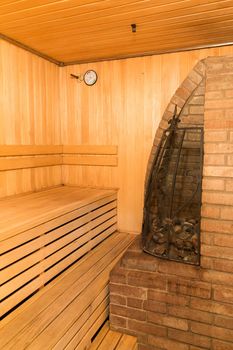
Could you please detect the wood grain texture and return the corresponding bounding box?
[61,45,233,234]
[0,39,62,197]
[0,186,117,316]
[1,0,233,63]
[63,155,117,166]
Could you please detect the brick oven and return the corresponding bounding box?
[109,57,233,350]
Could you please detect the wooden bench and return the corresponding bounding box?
[89,322,137,350]
[0,186,135,349]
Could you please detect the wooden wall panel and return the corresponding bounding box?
[0,40,62,197]
[60,45,233,234]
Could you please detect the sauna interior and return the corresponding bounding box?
[1,1,233,350]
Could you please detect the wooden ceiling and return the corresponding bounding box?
[1,0,233,65]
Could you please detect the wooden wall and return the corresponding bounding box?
[0,40,62,197]
[1,38,233,232]
[60,45,233,234]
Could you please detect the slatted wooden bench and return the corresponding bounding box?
[89,322,137,350]
[0,186,135,349]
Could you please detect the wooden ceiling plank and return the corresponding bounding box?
[0,0,174,24]
[8,5,233,42]
[62,37,233,64]
[56,32,233,62]
[0,0,228,29]
[0,1,66,12]
[57,26,233,54]
[0,0,116,18]
[30,19,233,50]
[1,0,233,64]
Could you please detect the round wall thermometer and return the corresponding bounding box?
[83,70,98,86]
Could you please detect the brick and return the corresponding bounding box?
[121,251,158,272]
[213,258,233,273]
[147,312,188,330]
[171,94,186,108]
[182,78,197,92]
[220,206,233,220]
[230,131,233,142]
[202,178,225,191]
[227,154,233,165]
[110,266,128,284]
[127,297,143,309]
[213,339,233,350]
[128,319,166,337]
[128,271,167,291]
[201,268,233,286]
[168,328,211,348]
[110,304,146,321]
[206,74,233,91]
[213,286,233,304]
[190,297,233,317]
[162,110,174,121]
[225,89,233,98]
[175,86,191,101]
[214,315,233,330]
[214,234,233,248]
[201,244,233,262]
[204,109,225,120]
[204,165,233,177]
[191,321,233,342]
[109,283,147,299]
[127,237,142,252]
[201,204,221,219]
[190,105,204,114]
[167,277,211,299]
[148,290,190,306]
[158,260,200,279]
[110,314,127,328]
[226,109,233,119]
[181,114,203,125]
[201,232,214,245]
[190,96,205,105]
[205,98,233,109]
[188,70,203,85]
[138,344,156,350]
[110,294,126,306]
[168,305,213,324]
[194,61,206,75]
[204,154,225,165]
[201,218,233,234]
[205,130,228,143]
[204,143,233,154]
[143,299,167,314]
[205,120,233,129]
[148,335,189,350]
[205,91,224,99]
[202,192,233,206]
[226,179,233,191]
[201,256,213,269]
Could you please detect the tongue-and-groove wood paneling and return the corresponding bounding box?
[1,0,233,64]
[0,39,62,197]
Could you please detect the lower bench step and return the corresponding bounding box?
[89,322,138,350]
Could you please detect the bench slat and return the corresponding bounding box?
[0,187,116,239]
[1,194,117,253]
[2,233,133,350]
[1,216,117,299]
[0,232,123,342]
[53,286,109,350]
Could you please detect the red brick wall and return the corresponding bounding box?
[110,56,233,350]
